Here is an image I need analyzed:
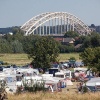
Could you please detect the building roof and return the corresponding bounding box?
[63,38,75,43]
[54,37,75,44]
[54,37,63,42]
[74,44,82,49]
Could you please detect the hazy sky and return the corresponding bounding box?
[0,0,100,28]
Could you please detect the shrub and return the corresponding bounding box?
[23,79,46,93]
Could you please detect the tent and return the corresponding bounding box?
[63,78,73,86]
[84,77,100,91]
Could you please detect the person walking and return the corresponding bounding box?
[77,82,83,93]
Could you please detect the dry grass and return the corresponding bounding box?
[0,53,80,66]
[7,81,100,100]
[8,92,100,100]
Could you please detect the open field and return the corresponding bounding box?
[0,53,31,66]
[7,81,100,100]
[58,53,80,62]
[0,53,80,66]
[8,91,100,100]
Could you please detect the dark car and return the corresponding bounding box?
[6,66,11,68]
[0,66,3,71]
[49,68,59,76]
[75,61,84,67]
[5,65,18,70]
[51,64,59,68]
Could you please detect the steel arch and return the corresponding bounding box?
[21,12,91,35]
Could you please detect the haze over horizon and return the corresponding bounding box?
[0,0,100,28]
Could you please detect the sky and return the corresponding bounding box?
[0,0,100,28]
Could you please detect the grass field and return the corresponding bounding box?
[0,53,80,66]
[58,53,80,62]
[8,91,100,100]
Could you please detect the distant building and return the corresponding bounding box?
[0,27,13,34]
[62,38,75,45]
[54,37,75,45]
[90,27,96,32]
[74,44,82,51]
[96,26,100,33]
[0,26,20,34]
[74,44,82,49]
[89,24,100,33]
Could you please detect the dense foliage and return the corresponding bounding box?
[80,47,100,71]
[64,31,79,38]
[75,32,100,51]
[0,27,100,53]
[27,36,59,68]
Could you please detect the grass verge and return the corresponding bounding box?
[0,53,80,66]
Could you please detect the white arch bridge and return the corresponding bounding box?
[21,12,91,36]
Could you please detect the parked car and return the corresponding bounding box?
[75,61,84,67]
[5,65,18,70]
[68,62,75,68]
[62,62,69,68]
[51,64,59,68]
[0,66,3,71]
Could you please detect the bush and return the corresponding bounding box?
[69,57,76,61]
[69,57,76,63]
[82,83,89,93]
[23,79,46,93]
[0,80,7,93]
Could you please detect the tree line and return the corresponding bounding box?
[0,27,100,53]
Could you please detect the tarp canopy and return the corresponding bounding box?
[74,67,87,72]
[85,77,100,86]
[55,72,65,75]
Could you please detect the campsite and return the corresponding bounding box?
[0,0,100,99]
[0,53,100,100]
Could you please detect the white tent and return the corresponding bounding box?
[17,68,39,76]
[74,67,87,72]
[85,77,100,86]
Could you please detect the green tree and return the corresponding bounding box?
[64,31,79,38]
[3,34,13,42]
[58,45,67,53]
[27,36,59,69]
[0,39,12,53]
[80,47,100,71]
[83,36,91,48]
[22,34,41,53]
[11,40,24,53]
[12,27,24,35]
[90,33,100,47]
[66,45,75,53]
[75,36,86,45]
